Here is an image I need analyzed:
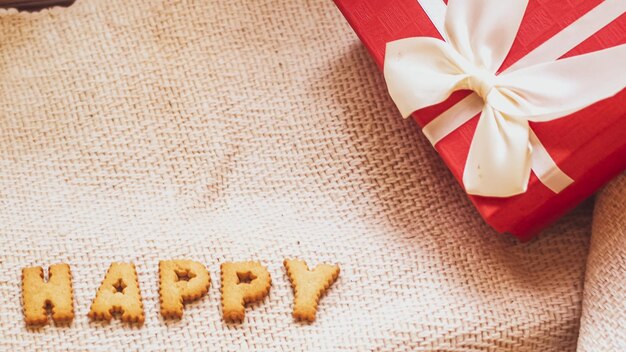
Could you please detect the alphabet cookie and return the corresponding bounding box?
[88,262,145,324]
[22,263,74,325]
[220,261,271,322]
[159,260,211,319]
[284,259,339,322]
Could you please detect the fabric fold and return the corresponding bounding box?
[577,172,626,351]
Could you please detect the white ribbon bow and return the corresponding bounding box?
[384,0,626,197]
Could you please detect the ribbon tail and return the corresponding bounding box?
[463,106,532,197]
[529,130,574,193]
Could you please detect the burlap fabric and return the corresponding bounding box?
[577,174,626,352]
[0,1,621,350]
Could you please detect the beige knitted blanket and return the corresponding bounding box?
[0,1,623,350]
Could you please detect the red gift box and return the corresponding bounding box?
[334,0,626,240]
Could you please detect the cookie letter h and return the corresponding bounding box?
[22,263,75,325]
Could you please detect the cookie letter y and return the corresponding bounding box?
[284,259,339,322]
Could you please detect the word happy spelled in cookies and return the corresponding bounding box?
[20,259,339,326]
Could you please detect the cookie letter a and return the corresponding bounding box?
[22,264,74,325]
[284,259,339,322]
[159,260,211,319]
[88,262,145,324]
[220,261,271,322]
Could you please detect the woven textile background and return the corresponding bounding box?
[0,0,621,350]
[577,174,626,352]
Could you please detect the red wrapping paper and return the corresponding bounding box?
[334,0,626,240]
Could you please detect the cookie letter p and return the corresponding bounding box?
[220,261,271,322]
[159,260,211,319]
[88,262,145,324]
[284,259,339,322]
[22,263,74,325]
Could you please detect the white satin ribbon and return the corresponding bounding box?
[384,0,626,197]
